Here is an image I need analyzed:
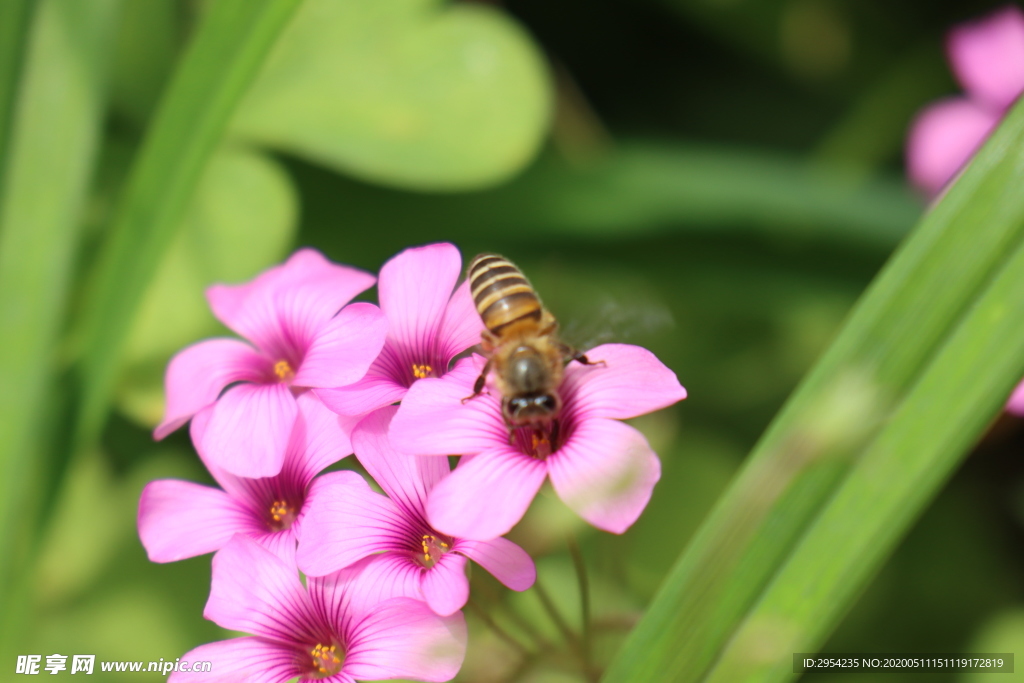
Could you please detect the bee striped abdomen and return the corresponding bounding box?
[469,254,542,333]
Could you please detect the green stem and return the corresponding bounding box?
[568,535,595,681]
[467,597,532,657]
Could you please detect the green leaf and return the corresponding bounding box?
[116,145,298,426]
[0,0,119,649]
[297,143,920,253]
[76,0,304,449]
[0,0,36,185]
[601,98,1024,683]
[231,0,551,190]
[702,206,1024,683]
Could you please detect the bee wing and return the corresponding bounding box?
[559,297,674,353]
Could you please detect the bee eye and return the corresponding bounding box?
[537,395,557,411]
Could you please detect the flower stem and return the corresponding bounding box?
[533,579,580,650]
[568,535,596,681]
[467,597,532,657]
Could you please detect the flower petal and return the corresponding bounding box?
[314,369,408,417]
[562,343,686,422]
[252,529,297,567]
[137,480,257,563]
[345,598,467,682]
[168,637,300,683]
[948,5,1024,110]
[436,280,485,364]
[905,97,1001,195]
[306,554,427,629]
[426,447,547,541]
[548,419,661,534]
[352,406,450,518]
[289,390,357,482]
[378,243,462,361]
[390,355,507,456]
[295,470,412,577]
[206,248,376,353]
[1007,378,1024,416]
[154,339,266,440]
[421,553,470,616]
[205,536,319,643]
[201,382,298,478]
[458,537,536,591]
[292,302,388,389]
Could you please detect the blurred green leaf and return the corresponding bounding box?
[0,0,36,185]
[231,0,551,190]
[109,0,180,125]
[296,143,921,252]
[962,610,1024,683]
[602,98,1024,682]
[76,0,303,450]
[0,0,119,647]
[703,203,1024,682]
[116,145,297,426]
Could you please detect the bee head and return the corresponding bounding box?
[503,393,561,426]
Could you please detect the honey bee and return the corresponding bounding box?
[464,254,601,451]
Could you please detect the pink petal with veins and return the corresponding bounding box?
[154,339,266,440]
[548,419,661,534]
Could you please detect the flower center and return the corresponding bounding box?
[274,359,295,381]
[411,363,434,379]
[418,534,452,569]
[308,642,344,678]
[514,422,562,459]
[268,499,297,531]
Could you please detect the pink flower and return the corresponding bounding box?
[906,5,1024,195]
[389,344,686,540]
[296,407,536,616]
[169,536,466,683]
[139,393,357,566]
[154,249,388,477]
[1008,381,1024,417]
[316,243,482,419]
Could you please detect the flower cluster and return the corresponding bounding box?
[138,243,686,682]
[903,6,1024,417]
[906,5,1024,197]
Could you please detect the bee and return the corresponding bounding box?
[464,254,601,452]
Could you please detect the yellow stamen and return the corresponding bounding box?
[412,363,433,379]
[269,500,291,522]
[274,359,294,381]
[310,643,343,677]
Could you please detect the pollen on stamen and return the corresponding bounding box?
[412,363,434,379]
[268,500,296,531]
[273,359,295,381]
[418,534,451,568]
[309,642,343,678]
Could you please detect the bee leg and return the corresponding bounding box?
[549,419,560,447]
[461,359,493,403]
[562,345,607,367]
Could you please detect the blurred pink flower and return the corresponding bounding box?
[906,5,1024,195]
[390,344,686,540]
[154,249,387,478]
[316,243,482,419]
[169,536,466,683]
[296,407,535,616]
[1008,381,1024,417]
[139,393,357,566]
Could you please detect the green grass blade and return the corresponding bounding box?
[601,98,1024,683]
[0,0,119,643]
[75,0,303,447]
[0,0,36,188]
[704,216,1024,683]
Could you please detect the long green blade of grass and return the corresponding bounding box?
[75,0,303,447]
[0,0,119,648]
[702,206,1024,683]
[0,0,36,189]
[602,99,1024,683]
